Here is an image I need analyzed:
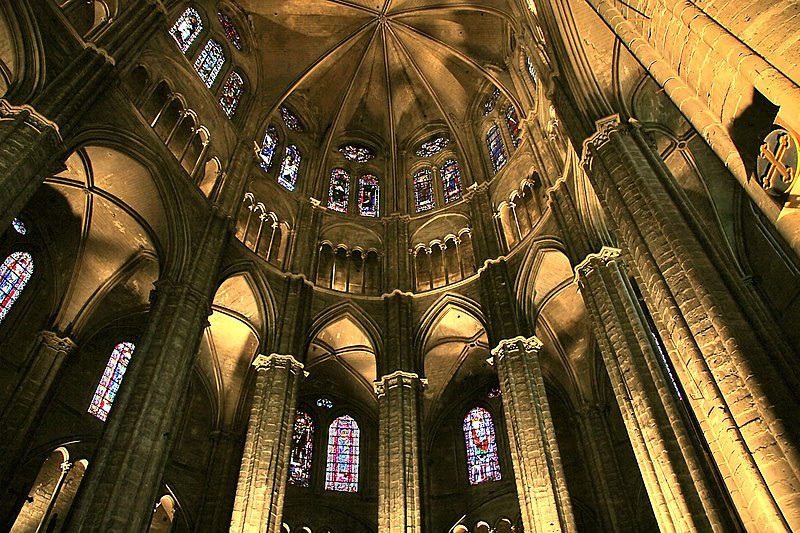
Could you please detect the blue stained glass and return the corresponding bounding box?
[194,39,225,88]
[218,12,242,50]
[278,145,301,191]
[11,218,26,235]
[416,137,450,158]
[328,168,351,213]
[464,407,502,485]
[289,412,314,487]
[339,145,373,163]
[0,252,33,323]
[441,159,462,204]
[358,174,379,217]
[259,127,279,171]
[414,168,435,212]
[325,415,360,492]
[316,398,334,409]
[506,106,522,147]
[170,7,203,53]
[483,87,500,116]
[486,124,507,173]
[219,71,244,118]
[88,342,135,422]
[280,106,303,132]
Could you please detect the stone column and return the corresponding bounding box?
[583,116,800,531]
[383,214,412,292]
[229,354,305,533]
[374,371,426,533]
[491,336,577,533]
[35,460,72,533]
[466,183,502,264]
[0,331,76,489]
[198,430,243,532]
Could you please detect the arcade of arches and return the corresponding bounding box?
[1,0,800,532]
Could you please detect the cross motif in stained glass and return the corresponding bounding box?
[325,415,360,492]
[259,127,279,171]
[194,39,225,88]
[486,124,507,173]
[11,218,26,235]
[414,168,435,212]
[506,106,522,147]
[339,145,374,163]
[289,412,314,487]
[0,252,33,323]
[483,87,501,116]
[218,12,242,50]
[464,407,502,485]
[88,342,135,422]
[280,106,303,132]
[358,174,380,217]
[170,7,202,53]
[219,71,244,118]
[415,137,450,158]
[328,168,351,213]
[441,159,462,204]
[278,145,301,191]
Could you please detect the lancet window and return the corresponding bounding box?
[441,159,462,204]
[193,39,225,88]
[0,252,33,323]
[219,71,244,118]
[169,7,202,53]
[218,12,242,50]
[278,144,301,191]
[413,168,435,212]
[328,169,351,213]
[358,174,380,217]
[506,106,522,147]
[88,342,135,422]
[259,127,279,171]
[463,407,501,485]
[325,415,360,492]
[289,412,314,487]
[486,123,508,173]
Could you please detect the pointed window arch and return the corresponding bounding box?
[193,39,225,88]
[289,411,314,487]
[413,168,435,212]
[169,7,203,53]
[328,168,351,213]
[217,12,242,50]
[325,415,360,492]
[219,71,244,118]
[88,341,135,422]
[463,407,502,485]
[358,174,380,217]
[441,159,462,204]
[278,144,302,191]
[506,106,522,147]
[259,126,279,171]
[486,123,507,173]
[0,251,33,323]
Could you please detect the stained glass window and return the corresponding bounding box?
[413,168,435,212]
[11,218,26,235]
[483,87,500,116]
[339,145,374,163]
[280,106,303,132]
[526,55,537,87]
[278,144,301,191]
[358,175,380,217]
[219,71,244,118]
[317,398,334,409]
[486,124,507,173]
[217,12,242,50]
[88,342,135,422]
[0,252,33,323]
[463,407,501,485]
[289,412,314,487]
[325,415,360,492]
[170,7,202,53]
[328,168,351,213]
[506,106,522,147]
[416,137,450,158]
[259,126,279,171]
[441,159,462,204]
[193,39,225,88]
[487,386,502,398]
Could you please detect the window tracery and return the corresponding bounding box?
[413,168,435,212]
[170,7,203,53]
[289,412,314,487]
[259,126,279,171]
[440,159,462,204]
[328,168,351,213]
[358,174,380,217]
[339,145,374,163]
[11,218,26,235]
[280,106,303,132]
[325,415,360,492]
[0,251,33,323]
[486,123,508,173]
[463,407,501,485]
[217,12,242,50]
[193,39,225,88]
[416,137,450,158]
[219,71,244,118]
[278,144,302,191]
[88,342,135,422]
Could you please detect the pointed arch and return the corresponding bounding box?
[0,251,33,323]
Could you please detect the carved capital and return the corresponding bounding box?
[252,353,307,376]
[490,335,544,363]
[373,370,427,397]
[573,246,622,284]
[0,100,61,138]
[39,330,77,354]
[580,114,624,168]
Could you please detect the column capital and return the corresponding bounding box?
[39,330,77,353]
[573,246,623,282]
[60,460,74,475]
[373,370,427,397]
[580,114,625,167]
[252,353,307,375]
[489,335,544,364]
[0,100,61,137]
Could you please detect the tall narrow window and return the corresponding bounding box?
[259,127,279,171]
[219,71,244,118]
[289,411,314,487]
[328,168,351,213]
[88,341,135,422]
[483,87,500,116]
[441,159,462,204]
[358,174,380,217]
[0,251,33,323]
[413,168,435,212]
[193,39,225,88]
[278,144,301,191]
[325,415,360,492]
[463,407,501,485]
[526,54,537,87]
[506,106,522,147]
[169,7,202,53]
[486,123,508,173]
[217,12,242,50]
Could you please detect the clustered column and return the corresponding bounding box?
[374,371,426,533]
[229,354,306,533]
[491,336,577,533]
